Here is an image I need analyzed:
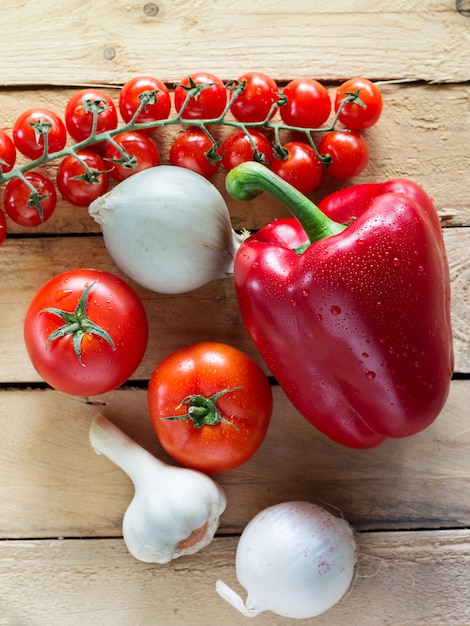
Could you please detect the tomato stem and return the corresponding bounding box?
[40,280,115,364]
[160,386,242,430]
[0,80,359,194]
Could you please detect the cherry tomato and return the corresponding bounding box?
[0,129,17,174]
[230,71,280,123]
[271,141,323,194]
[334,78,383,130]
[13,108,67,160]
[319,131,370,179]
[0,210,7,245]
[4,171,57,226]
[280,78,332,128]
[56,149,109,206]
[64,89,118,142]
[174,72,227,120]
[221,129,273,171]
[148,342,273,474]
[119,75,171,127]
[169,128,221,178]
[105,131,160,182]
[24,269,148,396]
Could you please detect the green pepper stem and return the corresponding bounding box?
[225,161,347,243]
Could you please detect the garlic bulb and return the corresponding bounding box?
[89,165,243,294]
[216,501,357,619]
[89,413,226,564]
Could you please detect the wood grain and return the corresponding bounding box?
[1,381,468,538]
[0,0,468,86]
[0,530,469,626]
[0,1,469,624]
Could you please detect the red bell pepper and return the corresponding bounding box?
[227,162,453,449]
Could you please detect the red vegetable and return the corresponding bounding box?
[119,75,171,126]
[4,171,57,226]
[334,77,383,131]
[170,127,221,178]
[174,72,227,120]
[319,130,369,180]
[227,162,453,449]
[148,342,273,474]
[56,150,109,206]
[64,88,118,143]
[105,131,160,182]
[24,269,148,396]
[13,108,66,159]
[271,141,323,194]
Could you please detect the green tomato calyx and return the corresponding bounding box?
[41,280,115,364]
[160,387,242,430]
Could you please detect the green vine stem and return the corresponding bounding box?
[0,79,363,206]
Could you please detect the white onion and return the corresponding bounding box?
[89,166,241,294]
[216,501,357,619]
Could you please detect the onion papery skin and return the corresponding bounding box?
[89,166,239,294]
[217,500,357,619]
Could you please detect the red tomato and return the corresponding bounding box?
[221,129,273,171]
[334,78,383,130]
[230,71,280,123]
[0,129,17,174]
[105,131,160,182]
[319,131,370,179]
[65,89,118,142]
[280,78,332,128]
[271,141,323,194]
[24,269,148,396]
[119,75,171,126]
[4,171,57,226]
[148,342,273,474]
[56,149,109,206]
[0,209,7,245]
[13,108,67,160]
[169,128,221,178]
[174,72,227,120]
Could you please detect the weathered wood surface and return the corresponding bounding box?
[1,530,469,626]
[0,381,468,539]
[0,0,469,86]
[0,0,469,624]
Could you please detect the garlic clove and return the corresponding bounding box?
[89,413,226,564]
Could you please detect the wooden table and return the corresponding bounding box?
[1,2,469,624]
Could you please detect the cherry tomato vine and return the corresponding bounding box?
[0,72,383,241]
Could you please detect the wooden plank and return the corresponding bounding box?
[0,3,467,626]
[1,83,469,235]
[1,381,468,538]
[0,529,468,626]
[0,1,468,87]
[0,227,467,382]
